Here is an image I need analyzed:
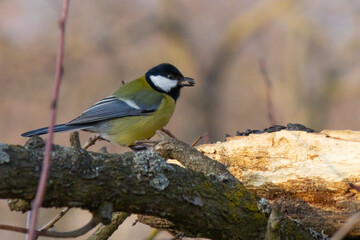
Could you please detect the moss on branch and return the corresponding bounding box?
[0,136,317,239]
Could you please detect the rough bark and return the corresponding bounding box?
[0,136,274,240]
[197,129,360,237]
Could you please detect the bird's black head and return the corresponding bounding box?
[145,63,195,101]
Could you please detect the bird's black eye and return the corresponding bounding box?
[167,74,175,79]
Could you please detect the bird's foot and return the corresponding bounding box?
[130,140,159,151]
[130,129,176,152]
[129,145,148,151]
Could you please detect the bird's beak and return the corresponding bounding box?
[179,77,195,87]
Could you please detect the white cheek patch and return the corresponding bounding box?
[150,75,178,92]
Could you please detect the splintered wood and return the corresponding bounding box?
[196,130,360,237]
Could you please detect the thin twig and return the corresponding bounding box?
[0,217,98,238]
[86,212,130,240]
[160,128,177,139]
[27,1,70,239]
[38,207,70,231]
[331,211,360,240]
[259,59,276,125]
[83,135,107,150]
[191,136,202,146]
[25,211,31,240]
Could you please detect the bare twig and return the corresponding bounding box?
[38,207,70,231]
[0,217,98,238]
[25,211,31,240]
[191,136,202,146]
[259,59,276,125]
[160,128,177,139]
[87,212,130,240]
[27,1,70,239]
[331,212,360,240]
[83,135,107,150]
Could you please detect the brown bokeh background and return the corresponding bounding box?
[1,0,360,239]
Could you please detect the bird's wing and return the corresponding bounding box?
[66,93,163,125]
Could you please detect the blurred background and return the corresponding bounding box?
[1,0,360,239]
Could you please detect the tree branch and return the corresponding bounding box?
[0,137,269,239]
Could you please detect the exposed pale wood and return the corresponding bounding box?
[197,130,360,237]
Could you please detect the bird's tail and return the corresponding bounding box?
[21,124,83,137]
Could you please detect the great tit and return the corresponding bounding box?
[22,63,195,147]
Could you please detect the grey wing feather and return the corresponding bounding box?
[66,96,160,125]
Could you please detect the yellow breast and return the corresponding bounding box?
[106,94,175,146]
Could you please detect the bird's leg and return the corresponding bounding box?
[83,135,108,150]
[130,140,158,151]
[130,129,176,152]
[135,140,158,145]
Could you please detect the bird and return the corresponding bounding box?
[22,63,195,149]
